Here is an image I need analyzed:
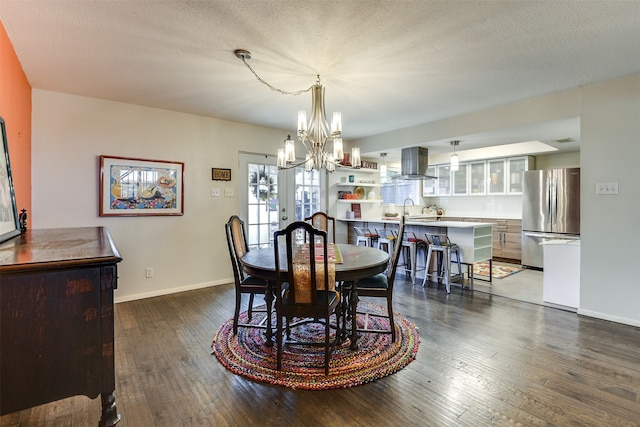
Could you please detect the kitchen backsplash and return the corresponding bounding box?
[422,195,523,219]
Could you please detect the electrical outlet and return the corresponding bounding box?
[145,267,153,278]
[211,187,220,197]
[224,188,234,197]
[595,182,618,195]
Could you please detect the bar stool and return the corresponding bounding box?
[422,233,464,293]
[399,231,427,284]
[353,226,379,247]
[376,228,396,254]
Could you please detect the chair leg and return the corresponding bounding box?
[276,308,283,371]
[324,313,331,375]
[387,296,396,343]
[233,290,242,335]
[265,287,273,346]
[422,246,433,286]
[247,293,255,320]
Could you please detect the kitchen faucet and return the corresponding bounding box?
[403,197,414,216]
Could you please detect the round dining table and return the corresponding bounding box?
[241,243,389,349]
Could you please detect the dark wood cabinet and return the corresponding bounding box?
[0,227,122,426]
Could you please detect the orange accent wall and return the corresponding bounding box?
[0,20,31,228]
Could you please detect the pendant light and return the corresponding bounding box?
[379,153,388,182]
[450,140,460,171]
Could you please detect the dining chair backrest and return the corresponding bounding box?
[274,221,334,306]
[305,211,336,243]
[386,216,406,288]
[225,215,250,282]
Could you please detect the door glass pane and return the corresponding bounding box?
[247,163,280,249]
[295,168,321,221]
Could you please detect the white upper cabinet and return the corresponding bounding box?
[506,156,534,194]
[426,156,533,197]
[469,161,487,195]
[487,159,506,195]
[422,166,437,196]
[437,164,451,196]
[452,163,469,195]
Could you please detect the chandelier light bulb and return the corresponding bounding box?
[351,147,361,168]
[333,138,344,161]
[297,110,307,134]
[331,112,342,135]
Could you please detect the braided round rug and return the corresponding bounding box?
[211,301,420,390]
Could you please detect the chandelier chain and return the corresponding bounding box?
[239,56,314,96]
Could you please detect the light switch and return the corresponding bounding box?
[225,188,234,197]
[211,187,220,197]
[595,182,618,195]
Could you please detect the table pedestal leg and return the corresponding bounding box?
[350,286,359,350]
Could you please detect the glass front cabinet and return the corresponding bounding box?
[506,157,532,194]
[487,159,506,195]
[437,164,451,196]
[469,161,487,195]
[422,166,437,197]
[452,163,468,195]
[426,156,533,197]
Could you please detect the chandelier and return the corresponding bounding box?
[235,49,361,172]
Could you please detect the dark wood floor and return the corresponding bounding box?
[2,276,640,426]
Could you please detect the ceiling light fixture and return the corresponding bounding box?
[379,153,388,182]
[450,140,460,172]
[234,49,360,172]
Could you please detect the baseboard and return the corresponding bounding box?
[114,278,231,304]
[577,308,640,328]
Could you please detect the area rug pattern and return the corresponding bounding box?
[474,262,524,279]
[211,301,419,390]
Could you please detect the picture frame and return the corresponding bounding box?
[0,116,21,243]
[100,155,184,216]
[212,168,231,181]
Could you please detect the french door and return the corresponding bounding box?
[239,153,324,249]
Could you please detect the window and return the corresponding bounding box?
[380,170,422,205]
[294,168,321,221]
[247,163,279,249]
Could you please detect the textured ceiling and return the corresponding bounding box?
[2,1,640,160]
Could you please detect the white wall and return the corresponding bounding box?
[354,75,640,327]
[578,74,640,326]
[31,73,640,326]
[32,90,286,302]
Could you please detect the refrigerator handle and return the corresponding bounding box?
[550,174,557,226]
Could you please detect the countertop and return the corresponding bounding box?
[337,217,494,228]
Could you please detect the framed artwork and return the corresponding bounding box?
[100,155,184,216]
[0,116,21,243]
[212,168,231,181]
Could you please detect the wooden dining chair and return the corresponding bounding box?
[305,211,336,243]
[343,216,405,342]
[225,215,273,337]
[273,221,341,375]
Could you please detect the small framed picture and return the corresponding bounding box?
[100,155,184,216]
[212,168,231,181]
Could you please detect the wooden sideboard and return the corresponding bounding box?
[0,227,122,426]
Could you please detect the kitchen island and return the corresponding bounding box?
[339,217,493,288]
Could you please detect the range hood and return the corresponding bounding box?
[396,147,437,180]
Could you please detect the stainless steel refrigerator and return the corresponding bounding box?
[521,168,580,269]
